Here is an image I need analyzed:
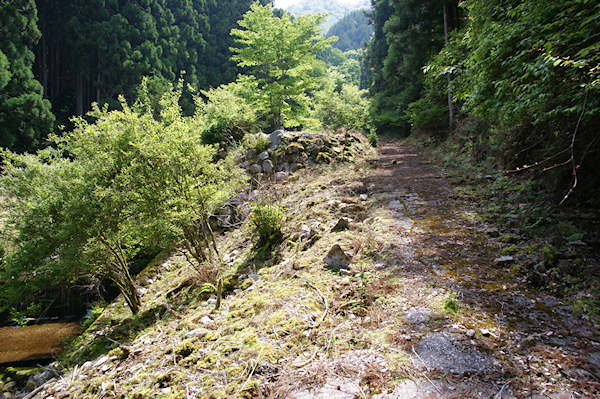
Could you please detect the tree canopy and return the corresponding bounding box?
[231,2,335,129]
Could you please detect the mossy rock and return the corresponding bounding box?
[286,142,305,155]
[174,339,196,357]
[498,234,518,243]
[316,152,333,164]
[542,245,559,265]
[107,346,129,360]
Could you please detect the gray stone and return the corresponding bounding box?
[372,380,439,399]
[307,143,319,153]
[258,151,270,161]
[262,159,274,173]
[339,203,365,214]
[274,171,289,181]
[300,132,314,140]
[293,378,360,399]
[269,130,285,147]
[278,163,290,173]
[228,192,248,204]
[324,244,352,270]
[413,332,491,374]
[93,355,111,368]
[293,152,309,164]
[388,200,405,211]
[291,163,303,172]
[494,255,514,264]
[249,164,262,175]
[185,328,210,339]
[403,307,432,324]
[245,148,257,161]
[331,217,351,232]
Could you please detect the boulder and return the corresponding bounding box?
[245,148,257,161]
[324,244,351,270]
[331,217,351,232]
[262,159,274,173]
[249,164,262,175]
[494,256,514,265]
[258,151,270,161]
[403,307,433,324]
[412,332,491,374]
[269,130,286,148]
[286,142,305,155]
[274,171,289,181]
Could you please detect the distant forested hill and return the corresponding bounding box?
[284,0,370,33]
[326,9,373,52]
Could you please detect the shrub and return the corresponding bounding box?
[249,204,286,249]
[367,132,379,147]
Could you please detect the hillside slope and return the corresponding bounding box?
[14,134,600,398]
[284,0,370,33]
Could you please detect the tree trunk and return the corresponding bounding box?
[76,72,83,116]
[443,2,454,129]
[99,237,141,314]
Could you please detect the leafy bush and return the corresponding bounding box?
[249,204,286,249]
[0,85,245,314]
[243,133,271,153]
[315,73,373,132]
[200,79,259,145]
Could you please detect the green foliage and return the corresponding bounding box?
[231,2,336,130]
[0,0,54,152]
[365,0,459,133]
[315,71,372,132]
[249,204,286,249]
[243,133,272,153]
[367,132,379,147]
[34,0,264,126]
[417,0,600,199]
[443,292,460,314]
[200,78,259,144]
[0,85,245,314]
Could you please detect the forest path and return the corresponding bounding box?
[357,140,600,398]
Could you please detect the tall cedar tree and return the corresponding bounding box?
[33,0,272,126]
[0,0,54,152]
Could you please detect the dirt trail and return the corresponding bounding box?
[359,141,600,398]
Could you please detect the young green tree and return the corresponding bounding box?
[1,84,245,314]
[230,2,335,129]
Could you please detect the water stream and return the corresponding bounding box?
[0,322,80,365]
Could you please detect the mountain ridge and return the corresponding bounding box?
[282,0,371,33]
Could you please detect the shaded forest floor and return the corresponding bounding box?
[14,137,600,398]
